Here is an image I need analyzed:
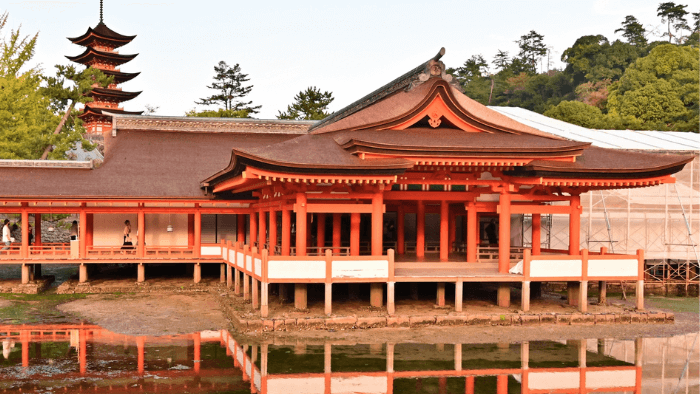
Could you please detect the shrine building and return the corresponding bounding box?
[0,32,693,316]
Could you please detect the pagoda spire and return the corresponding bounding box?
[67,8,142,142]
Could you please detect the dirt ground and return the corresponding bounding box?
[57,292,230,336]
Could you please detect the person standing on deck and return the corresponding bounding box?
[485,219,498,246]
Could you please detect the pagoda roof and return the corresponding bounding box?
[87,87,141,102]
[68,22,136,48]
[101,69,140,84]
[66,47,137,66]
[79,106,143,118]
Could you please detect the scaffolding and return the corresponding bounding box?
[520,154,699,293]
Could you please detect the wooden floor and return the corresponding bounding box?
[394,252,523,282]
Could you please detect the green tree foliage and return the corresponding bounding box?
[40,65,111,159]
[515,30,547,74]
[544,100,606,128]
[449,55,493,104]
[607,44,699,131]
[185,108,249,118]
[196,61,260,115]
[561,35,640,84]
[615,15,648,46]
[492,50,510,71]
[277,87,334,120]
[657,2,690,43]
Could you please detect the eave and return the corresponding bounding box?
[66,48,137,66]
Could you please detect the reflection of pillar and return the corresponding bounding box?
[440,201,449,261]
[439,377,447,394]
[466,202,477,263]
[21,331,29,368]
[521,341,529,370]
[497,375,508,394]
[386,343,394,373]
[416,201,425,258]
[465,376,475,394]
[350,213,360,256]
[261,343,268,377]
[454,343,462,371]
[532,213,541,255]
[577,339,586,368]
[79,330,87,375]
[397,205,405,255]
[324,342,331,374]
[193,333,201,374]
[137,336,145,375]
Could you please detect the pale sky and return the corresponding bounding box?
[3,0,692,119]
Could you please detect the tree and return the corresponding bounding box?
[615,15,648,46]
[544,100,606,128]
[196,61,260,115]
[561,35,640,84]
[492,50,510,71]
[575,79,612,109]
[657,2,690,43]
[277,87,334,120]
[607,44,699,131]
[40,65,112,159]
[515,30,547,74]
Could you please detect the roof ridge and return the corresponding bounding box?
[308,48,447,132]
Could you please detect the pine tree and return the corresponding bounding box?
[196,61,261,115]
[615,15,648,46]
[657,2,690,43]
[515,30,547,74]
[277,87,334,120]
[40,65,112,159]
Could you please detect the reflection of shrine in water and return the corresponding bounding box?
[1,324,698,393]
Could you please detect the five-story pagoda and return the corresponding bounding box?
[66,1,142,139]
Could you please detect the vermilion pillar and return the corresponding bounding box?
[250,213,257,247]
[416,201,425,259]
[332,213,341,254]
[137,336,145,375]
[281,209,291,255]
[259,210,267,249]
[440,201,449,261]
[569,195,581,254]
[34,214,41,245]
[194,209,201,258]
[137,210,145,258]
[296,193,307,257]
[20,208,28,258]
[79,208,87,258]
[237,214,246,244]
[498,193,511,308]
[371,192,383,256]
[85,214,93,248]
[269,210,277,253]
[498,193,511,273]
[188,214,195,246]
[317,213,326,251]
[532,213,541,255]
[295,193,308,309]
[193,333,201,374]
[466,202,477,263]
[397,205,405,255]
[350,213,360,256]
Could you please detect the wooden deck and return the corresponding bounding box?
[394,252,522,281]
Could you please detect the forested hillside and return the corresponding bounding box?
[447,3,699,132]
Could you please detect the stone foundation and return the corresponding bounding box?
[0,276,54,294]
[230,310,675,333]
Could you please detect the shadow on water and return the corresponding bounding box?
[0,324,697,393]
